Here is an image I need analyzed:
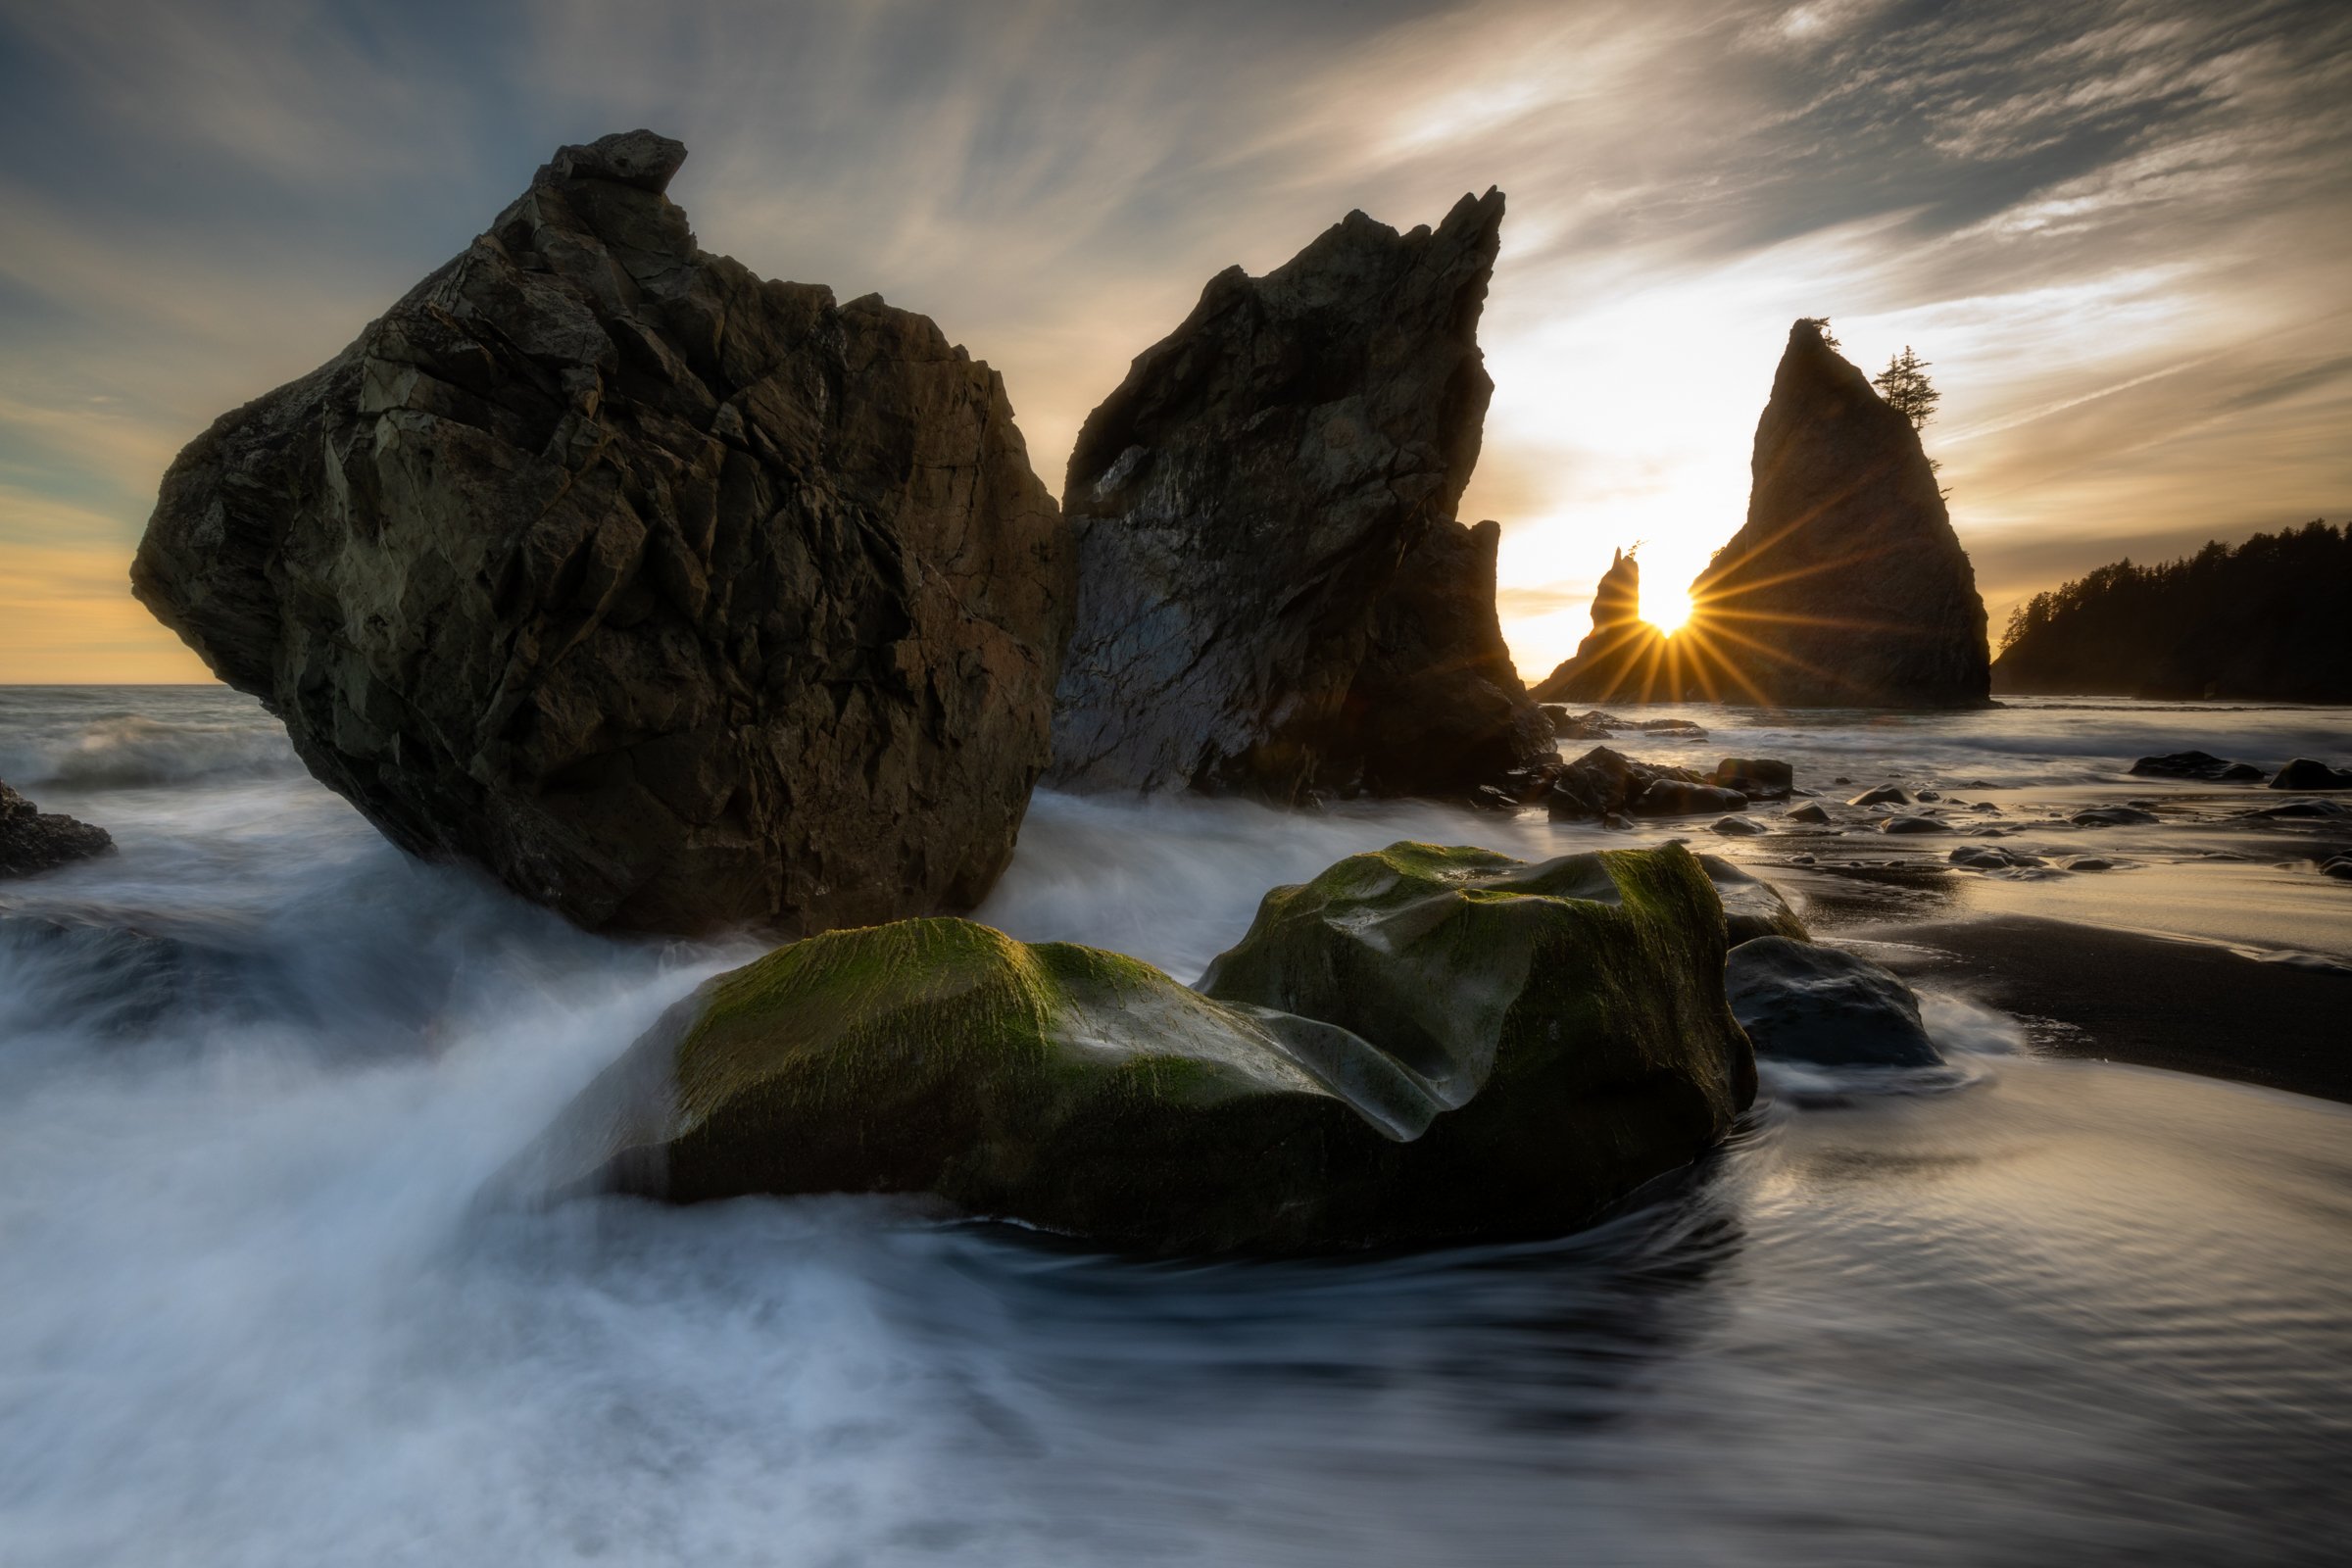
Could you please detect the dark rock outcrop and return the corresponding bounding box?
[1546,746,1747,820]
[1848,785,1910,807]
[0,780,114,878]
[1712,757,1792,800]
[1696,854,1809,945]
[1530,547,1672,704]
[2130,751,2264,782]
[1724,936,1943,1067]
[1682,320,1989,708]
[1046,192,1553,803]
[1346,518,1561,797]
[133,132,1070,937]
[2272,759,2352,791]
[506,843,1753,1254]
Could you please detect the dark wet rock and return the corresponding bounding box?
[1723,936,1942,1067]
[1847,785,1911,808]
[2064,856,2116,872]
[2272,759,2352,791]
[1467,785,1521,812]
[1048,190,1551,803]
[1547,745,1726,820]
[1602,811,1636,832]
[1696,854,1809,944]
[1785,802,1833,825]
[2071,807,2159,827]
[1949,845,2044,869]
[0,780,114,879]
[1348,517,1562,797]
[1635,718,1708,736]
[1711,815,1768,837]
[1529,548,1669,705]
[1682,320,1988,708]
[509,843,1754,1253]
[1712,757,1791,800]
[133,131,1070,938]
[1878,814,1953,835]
[2320,854,2352,881]
[1543,706,1616,740]
[1833,775,1853,785]
[2250,799,2352,820]
[2131,751,2265,783]
[1634,780,1748,817]
[1913,788,1942,802]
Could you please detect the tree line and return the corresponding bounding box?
[1993,519,2352,700]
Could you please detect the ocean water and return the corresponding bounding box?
[2,685,2348,1566]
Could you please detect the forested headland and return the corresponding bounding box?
[1992,520,2351,700]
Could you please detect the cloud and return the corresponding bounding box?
[0,0,2345,683]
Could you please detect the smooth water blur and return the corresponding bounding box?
[2,687,2348,1566]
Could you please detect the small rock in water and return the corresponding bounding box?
[1635,718,1708,737]
[2070,807,2160,827]
[2271,758,2352,791]
[1467,785,1520,813]
[1723,936,1943,1068]
[1784,802,1833,825]
[1543,706,1616,740]
[1949,845,2044,869]
[2131,751,2265,782]
[1602,811,1637,831]
[2250,799,2352,819]
[1914,788,1942,802]
[2065,856,2116,872]
[1635,780,1748,817]
[1711,815,1768,836]
[1697,854,1810,944]
[1833,776,1853,786]
[0,779,114,879]
[1712,758,1793,801]
[1848,785,1910,807]
[1878,815,1953,835]
[2321,855,2352,881]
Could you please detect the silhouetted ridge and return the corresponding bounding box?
[1993,520,2352,700]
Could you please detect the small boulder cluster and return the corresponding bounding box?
[0,779,113,880]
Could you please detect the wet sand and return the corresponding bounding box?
[1848,913,2352,1103]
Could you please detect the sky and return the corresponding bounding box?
[1,0,2346,683]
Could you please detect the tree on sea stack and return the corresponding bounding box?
[1874,346,1940,430]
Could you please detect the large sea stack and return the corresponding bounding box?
[1530,546,1671,704]
[1045,192,1555,801]
[1683,319,1988,708]
[134,132,1071,937]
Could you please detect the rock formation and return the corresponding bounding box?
[1724,936,1943,1068]
[1045,192,1555,802]
[2130,751,2264,782]
[1545,746,1747,820]
[503,843,1753,1253]
[0,780,114,878]
[134,132,1070,937]
[2271,758,2352,791]
[1681,319,1989,708]
[1530,547,1671,704]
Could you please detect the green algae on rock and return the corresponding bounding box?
[510,843,1754,1253]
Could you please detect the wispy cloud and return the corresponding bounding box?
[0,0,2344,681]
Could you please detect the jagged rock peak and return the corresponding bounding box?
[1048,187,1550,802]
[133,132,1071,936]
[1680,318,1988,709]
[1530,543,1670,705]
[540,129,688,193]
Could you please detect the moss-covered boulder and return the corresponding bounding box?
[511,842,1754,1253]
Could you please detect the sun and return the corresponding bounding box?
[1640,582,1693,634]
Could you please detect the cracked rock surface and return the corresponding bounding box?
[1045,190,1551,802]
[134,131,1070,937]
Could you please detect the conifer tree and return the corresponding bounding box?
[1874,346,1939,429]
